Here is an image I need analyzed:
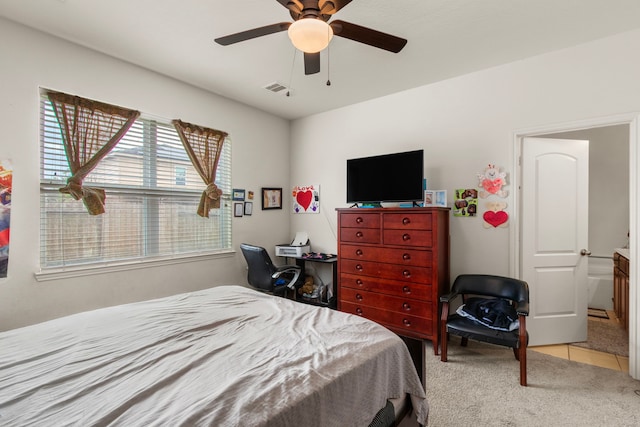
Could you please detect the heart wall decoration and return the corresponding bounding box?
[292,185,320,214]
[483,201,509,228]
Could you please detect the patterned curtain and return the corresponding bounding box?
[46,90,140,215]
[172,120,228,218]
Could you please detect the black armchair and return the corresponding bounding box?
[240,243,303,297]
[440,274,530,386]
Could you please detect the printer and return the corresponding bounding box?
[275,231,310,257]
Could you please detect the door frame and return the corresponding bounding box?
[510,113,640,379]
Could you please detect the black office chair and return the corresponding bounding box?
[240,243,303,297]
[440,274,530,386]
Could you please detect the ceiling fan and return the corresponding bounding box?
[214,0,407,76]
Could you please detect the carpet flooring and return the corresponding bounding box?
[424,338,640,426]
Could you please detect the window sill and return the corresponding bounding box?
[34,251,236,282]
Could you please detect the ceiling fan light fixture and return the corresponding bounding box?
[287,18,333,53]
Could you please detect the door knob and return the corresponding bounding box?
[580,249,591,256]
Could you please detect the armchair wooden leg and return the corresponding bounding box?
[440,330,448,362]
[440,302,449,362]
[519,347,527,386]
[460,337,468,347]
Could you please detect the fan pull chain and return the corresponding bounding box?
[326,26,332,86]
[287,48,297,97]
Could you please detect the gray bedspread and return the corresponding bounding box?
[0,285,428,426]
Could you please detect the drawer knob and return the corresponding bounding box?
[356,279,363,286]
[402,302,411,311]
[356,264,363,271]
[402,270,411,278]
[356,293,363,301]
[356,249,363,256]
[402,217,411,225]
[402,253,411,261]
[356,231,363,238]
[356,217,363,224]
[356,307,363,315]
[402,233,410,241]
[402,318,411,327]
[402,286,411,294]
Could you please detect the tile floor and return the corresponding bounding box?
[530,310,629,372]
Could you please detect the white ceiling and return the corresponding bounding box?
[3,0,640,120]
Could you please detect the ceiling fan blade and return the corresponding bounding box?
[304,52,321,75]
[214,22,291,46]
[330,20,407,53]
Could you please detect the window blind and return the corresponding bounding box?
[39,93,232,270]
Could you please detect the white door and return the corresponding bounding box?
[521,137,589,346]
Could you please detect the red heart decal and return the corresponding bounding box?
[296,190,313,211]
[483,210,508,227]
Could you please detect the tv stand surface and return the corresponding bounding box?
[350,202,420,208]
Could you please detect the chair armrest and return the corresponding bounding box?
[440,291,460,303]
[272,265,302,289]
[515,300,529,316]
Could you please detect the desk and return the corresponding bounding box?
[281,255,338,309]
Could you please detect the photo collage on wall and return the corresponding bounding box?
[453,189,478,217]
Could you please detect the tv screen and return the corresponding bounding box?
[347,149,424,204]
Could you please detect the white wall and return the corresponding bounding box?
[289,29,640,282]
[0,18,292,330]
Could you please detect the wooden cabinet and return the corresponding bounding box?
[336,207,450,355]
[614,251,629,330]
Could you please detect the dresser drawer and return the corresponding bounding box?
[339,243,432,266]
[340,259,432,283]
[383,229,433,247]
[340,273,432,300]
[340,227,381,244]
[383,213,432,230]
[341,301,432,337]
[339,212,381,229]
[341,288,432,318]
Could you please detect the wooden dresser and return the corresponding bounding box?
[336,207,450,355]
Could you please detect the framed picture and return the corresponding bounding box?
[424,190,435,206]
[262,187,282,210]
[232,189,245,201]
[234,202,244,217]
[244,201,253,216]
[434,190,447,207]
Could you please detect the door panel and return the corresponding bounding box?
[522,137,589,345]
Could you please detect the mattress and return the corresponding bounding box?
[0,285,428,426]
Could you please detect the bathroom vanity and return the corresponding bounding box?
[613,248,630,330]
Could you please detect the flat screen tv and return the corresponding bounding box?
[347,149,424,205]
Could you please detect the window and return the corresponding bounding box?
[39,93,232,271]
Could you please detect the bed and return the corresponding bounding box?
[0,285,428,426]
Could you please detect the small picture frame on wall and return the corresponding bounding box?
[262,187,282,210]
[232,189,246,201]
[234,202,244,217]
[244,201,253,216]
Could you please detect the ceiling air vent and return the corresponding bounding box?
[263,82,291,96]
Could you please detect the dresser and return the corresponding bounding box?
[336,207,450,356]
